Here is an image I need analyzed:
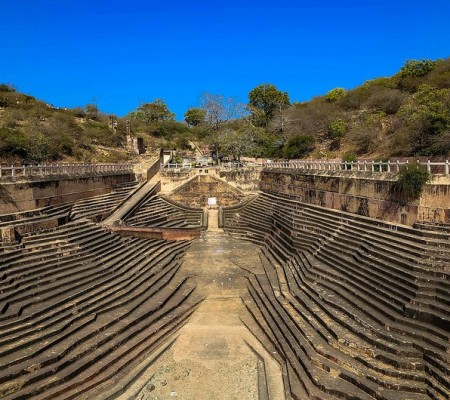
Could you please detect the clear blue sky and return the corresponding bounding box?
[1,0,449,120]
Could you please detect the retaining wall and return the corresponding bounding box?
[0,172,135,214]
[260,169,450,226]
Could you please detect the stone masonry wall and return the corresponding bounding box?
[166,174,244,208]
[0,172,135,213]
[260,169,450,226]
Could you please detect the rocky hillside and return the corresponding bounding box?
[280,58,450,159]
[1,57,449,164]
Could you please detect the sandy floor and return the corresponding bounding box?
[119,220,285,400]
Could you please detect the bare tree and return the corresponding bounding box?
[200,93,247,130]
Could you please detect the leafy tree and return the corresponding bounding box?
[184,107,206,126]
[133,99,175,125]
[283,134,315,159]
[248,83,290,127]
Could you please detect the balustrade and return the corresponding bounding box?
[263,159,450,175]
[0,163,134,179]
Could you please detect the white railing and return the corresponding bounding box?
[163,162,192,170]
[263,160,450,175]
[220,161,264,169]
[0,163,134,179]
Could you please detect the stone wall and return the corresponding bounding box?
[218,168,260,193]
[0,172,135,214]
[166,174,245,207]
[260,169,450,226]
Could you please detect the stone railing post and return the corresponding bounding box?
[11,165,15,177]
[446,160,449,175]
[427,160,431,173]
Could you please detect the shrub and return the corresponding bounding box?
[283,134,315,159]
[400,59,437,79]
[349,125,378,155]
[328,118,346,139]
[325,88,346,102]
[340,87,370,110]
[398,59,438,92]
[365,87,407,114]
[341,151,357,169]
[396,163,431,199]
[0,83,16,92]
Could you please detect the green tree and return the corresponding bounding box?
[248,84,290,127]
[184,107,206,126]
[134,99,175,125]
[283,134,315,159]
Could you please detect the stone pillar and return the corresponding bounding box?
[1,226,17,244]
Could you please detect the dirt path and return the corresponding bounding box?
[120,227,285,400]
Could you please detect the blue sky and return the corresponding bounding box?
[1,0,449,120]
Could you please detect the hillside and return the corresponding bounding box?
[279,58,450,160]
[1,57,449,164]
[0,85,152,164]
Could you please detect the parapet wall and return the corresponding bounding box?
[0,172,135,213]
[260,169,450,226]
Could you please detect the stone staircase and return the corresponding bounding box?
[223,192,450,400]
[0,218,201,399]
[124,195,204,228]
[70,181,140,222]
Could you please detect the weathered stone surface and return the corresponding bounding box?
[260,169,450,225]
[0,172,135,214]
[166,174,245,207]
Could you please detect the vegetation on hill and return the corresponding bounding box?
[1,57,449,164]
[0,84,129,163]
